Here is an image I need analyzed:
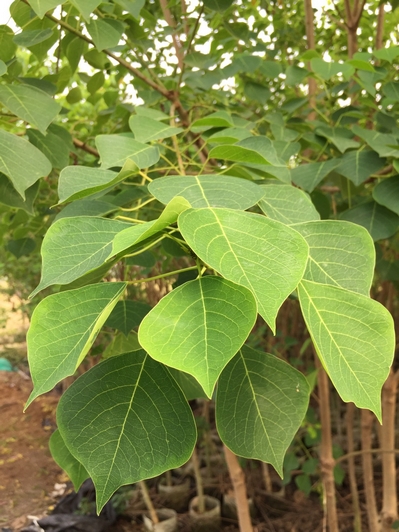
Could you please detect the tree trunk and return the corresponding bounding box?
[361,409,379,531]
[375,3,385,50]
[379,368,398,531]
[314,356,339,532]
[224,446,254,532]
[346,403,362,532]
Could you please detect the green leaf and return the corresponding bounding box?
[148,174,264,209]
[216,345,310,475]
[310,59,343,80]
[336,150,385,186]
[298,280,394,420]
[135,107,169,121]
[13,28,53,47]
[31,217,131,297]
[49,430,89,492]
[352,126,399,158]
[208,128,253,145]
[0,130,51,199]
[7,237,36,258]
[203,0,235,10]
[0,25,17,62]
[0,174,39,215]
[373,47,399,64]
[291,160,339,193]
[105,300,151,335]
[87,18,124,51]
[178,208,309,332]
[340,201,399,241]
[87,71,105,95]
[315,127,360,153]
[26,282,126,406]
[244,82,271,103]
[346,59,375,72]
[373,175,399,215]
[285,65,308,86]
[109,196,191,258]
[114,0,145,19]
[96,135,160,169]
[382,82,399,101]
[139,276,256,397]
[259,185,320,225]
[27,129,69,169]
[129,115,183,143]
[25,0,62,18]
[104,332,141,358]
[292,220,375,295]
[58,160,138,204]
[191,111,234,129]
[69,0,102,20]
[0,84,61,133]
[55,199,118,221]
[168,368,207,400]
[0,60,6,76]
[57,351,197,512]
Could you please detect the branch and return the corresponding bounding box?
[73,138,99,157]
[159,0,184,70]
[354,0,366,27]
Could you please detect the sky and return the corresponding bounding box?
[1,1,13,25]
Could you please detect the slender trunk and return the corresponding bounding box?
[361,409,379,531]
[304,0,317,119]
[262,462,272,492]
[346,403,362,532]
[380,368,398,531]
[224,446,254,532]
[375,3,385,50]
[314,355,339,532]
[192,447,205,513]
[347,27,358,58]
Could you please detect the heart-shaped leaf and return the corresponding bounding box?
[57,351,197,512]
[96,135,160,169]
[26,282,126,407]
[292,220,375,295]
[216,346,310,475]
[259,184,320,224]
[178,208,309,332]
[139,276,257,397]
[49,430,89,491]
[298,280,394,420]
[148,175,264,209]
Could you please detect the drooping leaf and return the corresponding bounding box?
[7,237,36,258]
[0,130,51,199]
[291,159,339,193]
[139,276,257,397]
[103,332,141,358]
[259,184,320,224]
[26,0,62,18]
[0,61,6,76]
[96,135,160,169]
[340,201,399,241]
[57,351,197,512]
[382,82,399,101]
[0,25,17,62]
[178,208,309,332]
[87,19,124,51]
[129,116,183,143]
[13,28,53,47]
[216,346,310,475]
[109,196,191,258]
[373,175,399,215]
[191,111,234,129]
[373,47,399,64]
[316,127,360,153]
[58,160,138,204]
[114,0,145,19]
[298,280,394,420]
[49,430,89,492]
[310,59,343,80]
[69,0,102,20]
[0,174,39,215]
[26,282,126,406]
[0,84,61,133]
[148,174,264,209]
[105,300,152,336]
[31,217,131,297]
[27,129,69,169]
[336,150,385,186]
[54,199,118,221]
[292,220,375,295]
[352,126,399,158]
[168,368,207,400]
[203,0,234,10]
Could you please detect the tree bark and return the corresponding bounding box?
[314,355,339,532]
[346,403,362,532]
[375,3,385,50]
[380,368,398,531]
[224,446,254,532]
[361,409,379,531]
